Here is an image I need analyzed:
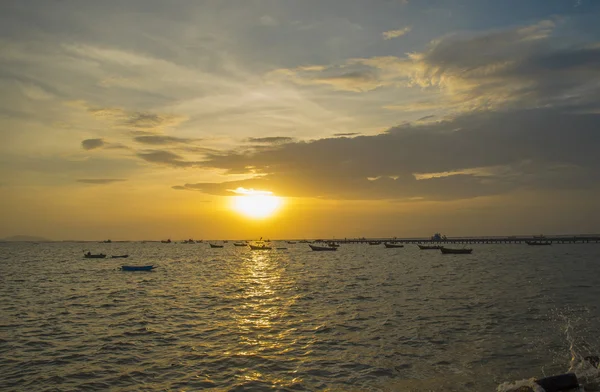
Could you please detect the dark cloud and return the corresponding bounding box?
[333,132,360,137]
[81,138,104,150]
[137,150,198,167]
[176,108,600,201]
[134,135,196,145]
[76,179,127,184]
[246,136,294,144]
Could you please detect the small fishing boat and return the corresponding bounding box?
[276,247,288,250]
[209,243,224,248]
[161,239,172,243]
[249,244,272,250]
[417,244,443,250]
[120,265,154,271]
[111,255,129,258]
[384,243,404,248]
[309,244,337,251]
[525,241,552,246]
[440,247,473,254]
[233,242,247,247]
[84,252,106,259]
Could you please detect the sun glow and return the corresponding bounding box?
[231,188,283,219]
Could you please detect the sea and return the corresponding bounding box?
[1,241,600,391]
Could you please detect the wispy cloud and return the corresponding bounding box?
[87,107,187,131]
[134,135,197,145]
[382,26,412,40]
[137,150,199,168]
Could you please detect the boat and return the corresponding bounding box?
[440,247,473,254]
[233,242,247,247]
[161,239,172,243]
[102,239,112,243]
[111,255,129,258]
[182,239,195,244]
[209,243,224,248]
[417,244,443,250]
[525,241,552,246]
[368,241,381,245]
[276,247,288,250]
[299,240,310,243]
[120,265,154,271]
[384,243,404,248]
[249,244,272,250]
[327,242,340,248]
[223,240,228,243]
[309,244,337,251]
[287,241,297,244]
[84,252,106,258]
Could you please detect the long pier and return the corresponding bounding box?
[313,235,600,245]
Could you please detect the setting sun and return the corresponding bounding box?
[231,188,283,219]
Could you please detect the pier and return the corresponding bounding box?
[313,235,600,245]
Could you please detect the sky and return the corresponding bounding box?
[1,0,599,240]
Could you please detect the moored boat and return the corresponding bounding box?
[120,265,154,271]
[161,239,172,243]
[384,242,404,248]
[440,247,473,254]
[417,244,443,250]
[233,242,247,246]
[209,243,224,248]
[84,252,106,259]
[327,242,340,248]
[309,244,337,251]
[111,255,129,258]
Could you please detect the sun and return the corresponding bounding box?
[231,188,283,219]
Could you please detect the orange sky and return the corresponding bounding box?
[1,1,599,240]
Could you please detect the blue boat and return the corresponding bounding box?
[120,265,155,271]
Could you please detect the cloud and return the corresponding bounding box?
[87,106,187,131]
[137,149,198,168]
[174,107,600,201]
[76,179,127,184]
[268,19,600,113]
[246,136,294,144]
[333,132,361,137]
[134,135,196,145]
[229,187,273,195]
[382,26,412,40]
[81,138,105,150]
[267,64,387,92]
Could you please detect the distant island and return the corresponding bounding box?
[1,235,51,242]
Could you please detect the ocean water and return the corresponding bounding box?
[1,241,600,391]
